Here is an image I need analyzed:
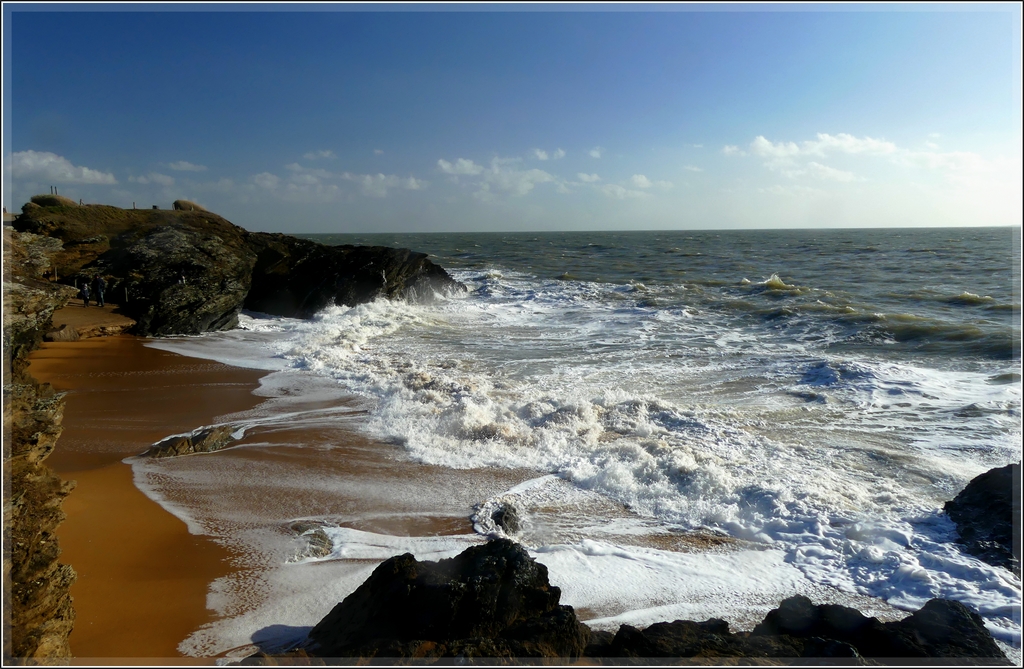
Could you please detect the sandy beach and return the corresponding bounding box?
[27,335,268,663]
[25,327,540,662]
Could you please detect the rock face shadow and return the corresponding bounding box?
[250,624,313,654]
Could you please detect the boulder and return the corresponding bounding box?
[300,538,589,661]
[944,463,1020,576]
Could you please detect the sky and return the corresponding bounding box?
[3,4,1022,234]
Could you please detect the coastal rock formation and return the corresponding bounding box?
[248,540,1007,665]
[299,539,590,661]
[245,232,463,318]
[13,199,464,336]
[2,229,77,661]
[945,463,1021,576]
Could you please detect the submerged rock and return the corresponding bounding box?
[141,425,237,458]
[944,462,1021,576]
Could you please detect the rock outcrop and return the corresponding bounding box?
[2,229,78,661]
[244,233,461,318]
[14,199,464,336]
[249,540,1008,665]
[945,463,1021,576]
[298,539,590,661]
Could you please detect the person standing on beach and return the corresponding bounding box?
[92,275,106,308]
[80,282,90,307]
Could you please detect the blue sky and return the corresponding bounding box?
[3,4,1021,233]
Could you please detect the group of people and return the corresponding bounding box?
[79,275,106,308]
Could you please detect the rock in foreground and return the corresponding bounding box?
[248,540,1008,665]
[945,463,1021,576]
[298,539,589,661]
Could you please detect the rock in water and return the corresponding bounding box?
[245,232,463,318]
[301,538,589,661]
[944,462,1021,576]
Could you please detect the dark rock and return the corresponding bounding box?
[888,598,1008,661]
[15,201,464,336]
[300,538,589,661]
[245,233,464,319]
[944,463,1020,576]
[605,619,807,660]
[491,504,520,536]
[89,218,256,335]
[753,595,1008,661]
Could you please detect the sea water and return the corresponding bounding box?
[133,227,1021,657]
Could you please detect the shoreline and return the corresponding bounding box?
[27,335,269,663]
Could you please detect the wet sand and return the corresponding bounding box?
[27,336,268,664]
[26,335,540,661]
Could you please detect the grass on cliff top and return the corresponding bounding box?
[16,201,237,245]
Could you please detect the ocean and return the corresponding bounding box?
[131,227,1021,658]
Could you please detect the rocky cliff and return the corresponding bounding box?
[13,201,464,336]
[2,228,78,661]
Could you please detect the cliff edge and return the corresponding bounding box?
[3,228,79,661]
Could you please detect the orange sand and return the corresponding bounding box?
[27,336,268,664]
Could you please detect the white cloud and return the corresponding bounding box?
[533,149,549,161]
[437,158,484,176]
[924,141,940,150]
[750,136,802,159]
[722,145,744,156]
[552,148,566,160]
[374,149,385,155]
[577,173,601,183]
[589,147,603,159]
[485,159,554,196]
[168,160,207,172]
[628,174,673,190]
[303,149,336,161]
[751,133,897,159]
[9,150,117,184]
[806,162,856,182]
[342,172,427,197]
[601,184,649,199]
[129,172,175,187]
[253,172,281,190]
[683,165,703,172]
